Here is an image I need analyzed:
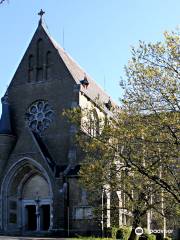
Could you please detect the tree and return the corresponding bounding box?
[64,30,180,239]
[120,30,179,202]
[119,30,180,238]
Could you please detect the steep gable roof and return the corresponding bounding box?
[40,23,117,109]
[8,20,117,112]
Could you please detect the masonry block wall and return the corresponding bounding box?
[0,20,112,236]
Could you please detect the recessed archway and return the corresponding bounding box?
[1,158,53,233]
[21,174,51,231]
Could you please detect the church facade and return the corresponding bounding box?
[0,16,116,236]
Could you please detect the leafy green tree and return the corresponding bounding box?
[120,30,179,203]
[64,30,180,239]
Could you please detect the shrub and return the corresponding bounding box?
[112,227,118,239]
[111,226,132,240]
[139,233,156,240]
[139,235,148,240]
[116,229,124,239]
[105,227,112,238]
[143,228,151,235]
[148,234,156,240]
[155,233,163,240]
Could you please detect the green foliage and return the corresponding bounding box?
[148,235,156,240]
[154,233,164,240]
[111,227,118,239]
[143,229,150,235]
[111,226,132,240]
[63,29,180,235]
[139,234,156,240]
[105,227,113,238]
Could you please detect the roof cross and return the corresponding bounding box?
[38,9,45,24]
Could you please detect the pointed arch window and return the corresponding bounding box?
[45,51,51,80]
[36,38,43,81]
[28,54,34,82]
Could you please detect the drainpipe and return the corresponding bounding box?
[60,180,70,236]
[66,180,70,237]
[101,188,104,238]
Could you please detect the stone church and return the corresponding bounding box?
[0,13,115,236]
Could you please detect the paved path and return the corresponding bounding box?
[0,237,68,240]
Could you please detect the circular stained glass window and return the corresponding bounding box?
[26,100,54,133]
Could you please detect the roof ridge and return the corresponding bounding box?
[41,23,118,107]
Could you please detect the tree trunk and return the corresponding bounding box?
[128,228,138,240]
[128,209,141,240]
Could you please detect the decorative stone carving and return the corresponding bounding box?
[26,100,54,133]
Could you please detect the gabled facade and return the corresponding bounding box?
[0,17,114,236]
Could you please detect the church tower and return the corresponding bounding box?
[0,11,113,236]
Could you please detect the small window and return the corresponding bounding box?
[9,200,17,210]
[36,39,43,81]
[37,68,43,81]
[74,207,92,220]
[45,51,51,80]
[80,75,89,89]
[37,39,43,67]
[105,99,112,110]
[9,213,17,224]
[28,55,34,82]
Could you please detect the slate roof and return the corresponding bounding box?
[31,130,80,177]
[31,130,56,172]
[41,23,117,110]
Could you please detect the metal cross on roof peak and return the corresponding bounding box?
[38,9,45,24]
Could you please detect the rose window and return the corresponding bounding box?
[26,100,54,133]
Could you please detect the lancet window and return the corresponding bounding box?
[45,51,51,80]
[36,38,43,81]
[28,54,34,82]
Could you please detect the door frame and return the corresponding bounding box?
[22,198,52,232]
[1,158,54,232]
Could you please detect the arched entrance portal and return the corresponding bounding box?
[21,174,51,231]
[1,159,53,233]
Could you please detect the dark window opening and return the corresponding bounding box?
[26,205,37,231]
[9,213,17,224]
[9,200,17,210]
[37,68,43,81]
[37,39,43,67]
[36,39,44,81]
[28,70,34,82]
[45,51,51,80]
[105,99,112,110]
[40,205,50,231]
[28,55,34,82]
[80,75,89,89]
